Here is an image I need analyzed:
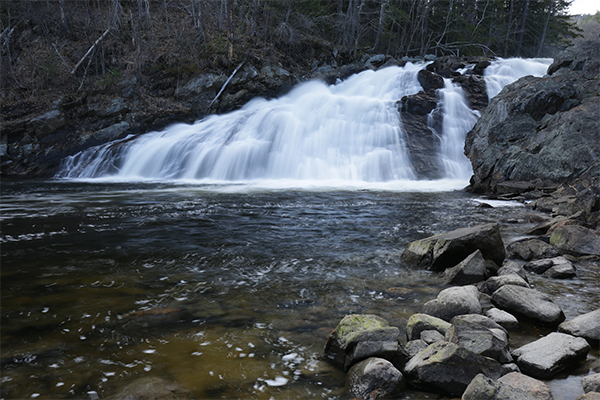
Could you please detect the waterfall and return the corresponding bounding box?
[484,58,552,100]
[436,79,480,180]
[57,58,552,188]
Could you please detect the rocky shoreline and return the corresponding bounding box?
[324,190,600,400]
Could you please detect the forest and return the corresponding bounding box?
[0,0,584,98]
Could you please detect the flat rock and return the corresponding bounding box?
[559,309,600,343]
[582,373,600,393]
[506,239,560,261]
[421,285,482,322]
[491,285,565,326]
[485,308,519,330]
[511,332,590,379]
[405,313,451,341]
[324,314,399,370]
[403,341,504,396]
[484,274,529,295]
[401,223,505,271]
[550,225,600,256]
[443,249,489,285]
[346,357,404,398]
[462,373,543,400]
[498,372,553,400]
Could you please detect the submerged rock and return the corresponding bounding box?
[346,357,404,398]
[559,309,600,343]
[324,314,399,370]
[403,341,504,396]
[511,332,590,379]
[491,285,565,326]
[107,376,195,400]
[402,223,505,271]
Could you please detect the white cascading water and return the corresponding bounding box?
[484,58,552,100]
[57,58,552,189]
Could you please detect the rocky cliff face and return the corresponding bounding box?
[465,40,600,193]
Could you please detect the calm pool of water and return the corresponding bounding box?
[1,181,598,399]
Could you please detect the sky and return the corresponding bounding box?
[569,0,600,15]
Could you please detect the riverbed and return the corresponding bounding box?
[1,180,598,399]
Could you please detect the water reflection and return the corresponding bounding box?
[1,181,598,399]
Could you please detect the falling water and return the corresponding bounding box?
[484,58,553,99]
[57,58,552,188]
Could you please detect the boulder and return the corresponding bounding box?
[402,223,505,271]
[405,313,451,341]
[446,318,512,363]
[420,329,446,344]
[559,309,600,343]
[403,341,504,396]
[30,109,65,138]
[485,308,519,330]
[451,314,507,334]
[582,373,600,394]
[483,274,529,295]
[324,314,399,370]
[497,261,529,282]
[575,393,600,400]
[550,225,600,256]
[497,372,553,400]
[462,373,543,400]
[106,377,195,400]
[511,332,590,379]
[404,340,428,358]
[421,286,482,322]
[346,357,404,398]
[465,40,600,193]
[417,69,444,91]
[443,250,490,285]
[491,285,565,326]
[506,239,560,261]
[525,256,577,279]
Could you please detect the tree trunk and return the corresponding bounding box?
[537,0,553,57]
[516,0,530,57]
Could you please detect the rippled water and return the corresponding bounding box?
[2,181,598,399]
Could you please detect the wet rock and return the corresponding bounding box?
[405,313,452,340]
[404,340,428,358]
[582,373,600,393]
[89,98,128,118]
[525,256,577,279]
[485,308,519,330]
[483,274,529,295]
[403,341,504,396]
[451,314,507,334]
[421,285,482,322]
[575,393,600,400]
[550,225,600,256]
[465,40,600,193]
[107,376,195,399]
[491,285,565,326]
[30,109,65,138]
[92,121,131,142]
[446,318,512,363]
[443,250,490,285]
[462,373,542,400]
[559,309,600,343]
[364,54,387,70]
[497,372,553,400]
[511,332,590,379]
[453,74,488,112]
[497,261,529,282]
[417,69,444,92]
[324,314,399,370]
[506,239,560,261]
[402,223,505,271]
[346,357,404,398]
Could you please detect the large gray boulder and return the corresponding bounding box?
[465,40,600,193]
[550,225,600,256]
[462,373,544,400]
[403,341,504,396]
[445,318,512,363]
[506,239,560,261]
[559,309,600,343]
[402,223,505,271]
[324,314,399,370]
[346,357,404,398]
[511,332,590,379]
[525,256,577,279]
[443,250,490,285]
[421,285,482,322]
[485,308,519,330]
[491,285,565,326]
